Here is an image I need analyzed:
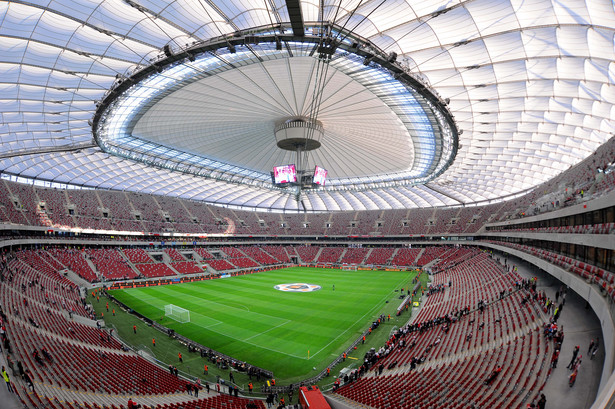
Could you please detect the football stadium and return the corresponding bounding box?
[0,1,614,409]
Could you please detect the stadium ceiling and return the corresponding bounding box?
[0,0,614,212]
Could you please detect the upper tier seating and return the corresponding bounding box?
[0,131,614,238]
[0,180,31,224]
[35,187,75,228]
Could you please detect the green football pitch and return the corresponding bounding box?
[110,267,416,379]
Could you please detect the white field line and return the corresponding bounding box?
[307,273,411,360]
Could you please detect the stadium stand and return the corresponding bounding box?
[229,257,260,269]
[391,248,422,267]
[352,210,381,235]
[335,251,551,408]
[157,395,266,409]
[0,138,613,408]
[415,247,448,267]
[165,248,187,262]
[7,182,40,225]
[0,180,31,225]
[0,234,611,409]
[219,247,246,259]
[47,248,98,282]
[316,247,345,264]
[326,212,355,236]
[488,241,615,303]
[123,248,154,264]
[239,246,279,265]
[206,259,236,271]
[194,248,215,260]
[403,209,433,235]
[339,247,369,265]
[1,166,614,238]
[135,263,177,278]
[364,247,394,266]
[4,5,615,409]
[85,248,138,280]
[170,261,202,275]
[261,245,291,263]
[294,246,320,263]
[35,187,74,228]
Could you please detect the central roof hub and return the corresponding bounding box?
[275,117,323,152]
[92,25,458,192]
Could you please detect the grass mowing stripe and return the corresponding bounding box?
[308,271,410,359]
[110,267,416,379]
[125,291,225,328]
[160,285,290,322]
[243,319,292,342]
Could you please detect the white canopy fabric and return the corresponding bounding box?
[1,0,614,211]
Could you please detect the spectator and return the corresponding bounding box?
[24,370,34,392]
[484,367,502,385]
[127,398,141,409]
[2,366,12,393]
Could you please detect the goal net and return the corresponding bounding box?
[341,264,358,271]
[164,304,190,323]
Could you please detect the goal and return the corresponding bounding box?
[164,304,190,323]
[341,264,358,271]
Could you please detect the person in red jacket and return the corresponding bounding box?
[127,398,141,409]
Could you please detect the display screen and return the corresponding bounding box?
[313,165,328,186]
[273,164,297,184]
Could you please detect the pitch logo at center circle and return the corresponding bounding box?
[274,283,321,292]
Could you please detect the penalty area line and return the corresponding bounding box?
[203,324,308,359]
[243,319,291,342]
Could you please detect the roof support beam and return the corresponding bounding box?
[0,143,96,160]
[424,184,463,205]
[285,0,304,37]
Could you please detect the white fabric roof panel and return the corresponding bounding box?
[0,0,613,211]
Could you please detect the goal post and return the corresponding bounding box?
[341,264,358,271]
[164,304,190,323]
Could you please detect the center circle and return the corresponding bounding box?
[274,283,322,292]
